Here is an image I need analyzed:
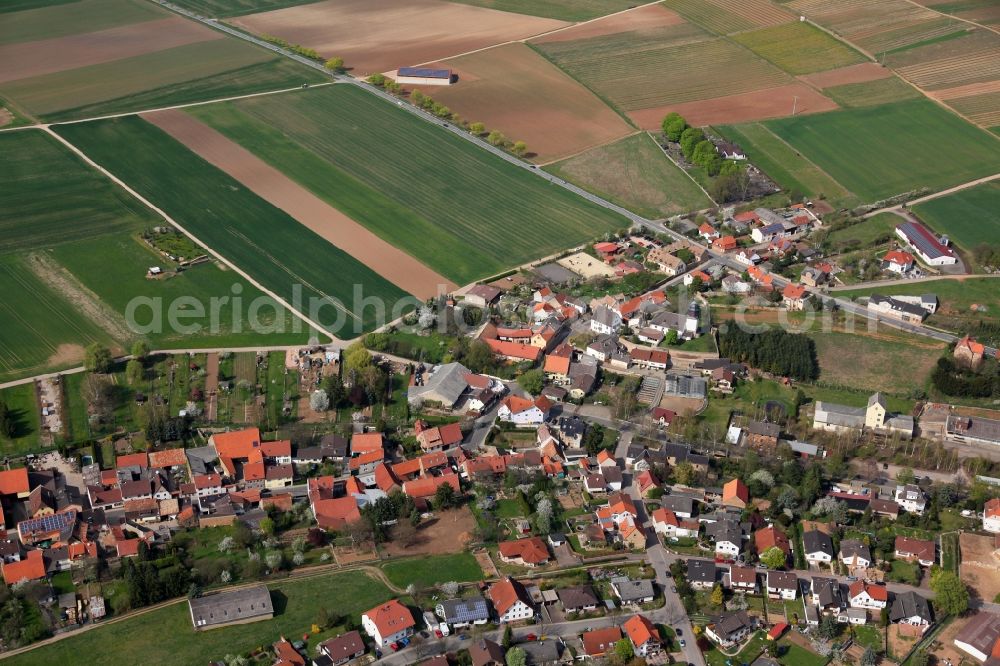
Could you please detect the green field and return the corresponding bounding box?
[189,85,625,283]
[164,0,321,18]
[536,26,792,110]
[733,22,866,75]
[826,212,901,250]
[0,255,118,382]
[0,0,165,45]
[822,76,922,108]
[0,384,42,455]
[0,130,158,254]
[912,181,1000,251]
[48,234,313,348]
[764,99,1000,202]
[716,122,854,205]
[381,553,483,589]
[545,133,712,218]
[836,276,1000,330]
[54,115,406,337]
[445,0,638,21]
[2,39,322,121]
[7,572,393,666]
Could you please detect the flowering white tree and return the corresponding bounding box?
[310,389,330,412]
[218,536,235,553]
[265,551,283,570]
[749,469,775,489]
[220,569,232,583]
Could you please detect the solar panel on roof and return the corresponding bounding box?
[397,67,451,79]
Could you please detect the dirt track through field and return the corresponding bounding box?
[231,0,567,75]
[142,109,455,299]
[0,17,221,84]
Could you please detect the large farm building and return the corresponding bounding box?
[395,67,453,86]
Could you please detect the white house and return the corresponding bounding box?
[766,571,798,600]
[839,540,872,568]
[895,484,926,514]
[882,250,914,274]
[489,578,535,623]
[498,396,550,427]
[362,600,415,647]
[984,498,1000,533]
[590,306,622,335]
[849,582,888,610]
[803,530,834,566]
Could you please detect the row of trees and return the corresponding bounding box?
[718,327,819,380]
[365,76,528,157]
[259,34,322,61]
[662,112,744,179]
[931,356,999,399]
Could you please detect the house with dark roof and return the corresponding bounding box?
[435,596,490,627]
[316,630,365,666]
[766,571,798,600]
[557,586,600,613]
[811,577,845,611]
[706,610,755,648]
[468,638,505,666]
[803,529,835,565]
[688,559,717,590]
[891,591,933,634]
[840,539,873,568]
[188,585,272,630]
[611,577,655,605]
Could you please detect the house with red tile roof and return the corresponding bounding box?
[722,479,749,509]
[894,537,935,567]
[2,549,45,585]
[312,497,362,531]
[115,452,149,471]
[699,223,720,240]
[498,537,550,567]
[350,432,384,456]
[849,581,888,609]
[488,577,535,623]
[362,599,415,647]
[498,396,550,426]
[624,614,661,657]
[593,242,621,262]
[402,473,460,501]
[0,468,30,499]
[147,448,188,470]
[882,250,914,274]
[543,354,571,381]
[713,235,738,252]
[636,470,660,498]
[782,283,809,311]
[955,335,987,369]
[349,449,385,475]
[415,421,463,452]
[651,507,699,538]
[272,638,306,666]
[984,497,1000,533]
[755,525,790,555]
[582,626,622,658]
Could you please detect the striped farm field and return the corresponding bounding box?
[787,0,961,54]
[763,98,1000,201]
[912,181,1000,250]
[54,115,408,337]
[889,31,1000,91]
[537,29,791,111]
[913,0,1000,27]
[445,0,639,21]
[944,89,1000,127]
[823,75,922,107]
[0,0,165,46]
[185,85,624,284]
[715,122,855,205]
[733,21,867,75]
[661,0,793,35]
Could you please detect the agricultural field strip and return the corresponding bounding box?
[40,126,336,339]
[661,0,794,35]
[144,107,455,298]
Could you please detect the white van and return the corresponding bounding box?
[439,622,450,637]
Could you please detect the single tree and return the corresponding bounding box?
[760,546,787,570]
[710,583,724,608]
[512,141,528,157]
[131,340,150,360]
[310,389,330,412]
[469,122,486,135]
[613,638,634,661]
[85,343,113,373]
[487,130,506,147]
[324,56,345,72]
[860,647,878,666]
[502,624,513,649]
[930,569,969,616]
[125,359,144,386]
[505,647,526,666]
[259,517,275,536]
[434,482,457,510]
[517,369,544,395]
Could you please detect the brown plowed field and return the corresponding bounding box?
[798,62,893,89]
[933,79,1000,99]
[231,0,567,76]
[143,108,455,299]
[627,82,838,128]
[533,3,685,44]
[423,43,632,162]
[0,17,220,84]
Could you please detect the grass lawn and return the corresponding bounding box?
[545,133,712,219]
[8,571,393,666]
[704,631,768,666]
[940,531,959,573]
[2,39,322,122]
[853,624,883,650]
[50,571,75,595]
[764,99,1000,202]
[447,0,636,21]
[836,277,1000,331]
[0,384,40,455]
[381,552,483,589]
[826,212,900,251]
[674,333,718,353]
[188,85,625,284]
[777,640,828,666]
[912,181,1000,253]
[54,116,405,337]
[887,559,921,585]
[733,22,866,75]
[715,122,854,206]
[494,497,528,518]
[164,0,322,18]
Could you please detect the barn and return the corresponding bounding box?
[395,66,453,86]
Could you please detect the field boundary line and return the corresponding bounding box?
[897,0,1000,38]
[534,130,643,167]
[645,131,717,206]
[863,172,1000,218]
[40,126,337,343]
[747,122,854,200]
